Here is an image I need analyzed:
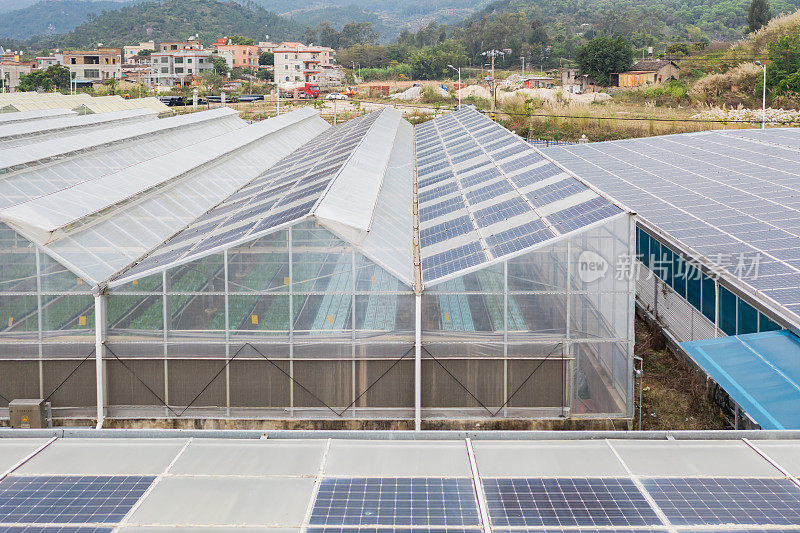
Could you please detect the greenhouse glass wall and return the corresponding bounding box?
[0,105,635,426]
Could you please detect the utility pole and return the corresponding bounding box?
[447,64,461,109]
[520,56,525,78]
[756,61,767,129]
[482,49,509,119]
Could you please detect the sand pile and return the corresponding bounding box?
[389,85,423,100]
[457,85,491,100]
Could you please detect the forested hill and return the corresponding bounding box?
[470,0,800,42]
[15,0,301,49]
[0,0,133,40]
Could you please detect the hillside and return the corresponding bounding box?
[470,0,800,43]
[13,0,301,49]
[253,0,489,40]
[0,0,134,40]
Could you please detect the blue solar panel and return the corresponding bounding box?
[465,180,514,206]
[473,197,531,228]
[0,475,153,525]
[420,215,474,247]
[419,196,466,222]
[547,197,621,234]
[527,179,586,207]
[422,241,486,281]
[508,163,564,187]
[483,478,663,528]
[307,529,481,533]
[642,478,800,526]
[419,182,460,205]
[309,478,480,526]
[0,526,114,533]
[485,219,554,257]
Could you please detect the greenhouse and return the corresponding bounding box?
[0,106,635,428]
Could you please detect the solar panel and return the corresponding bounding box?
[642,478,800,526]
[415,109,620,285]
[307,529,481,533]
[309,478,481,526]
[0,475,153,525]
[0,526,114,533]
[547,197,621,234]
[421,241,486,281]
[483,478,663,528]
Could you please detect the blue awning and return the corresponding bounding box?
[682,330,800,430]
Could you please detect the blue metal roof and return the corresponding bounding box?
[682,330,800,430]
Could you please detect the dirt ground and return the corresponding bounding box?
[634,316,729,430]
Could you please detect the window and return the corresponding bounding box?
[175,57,183,64]
[718,285,737,335]
[175,67,184,74]
[83,69,99,78]
[701,273,715,323]
[738,299,758,335]
[760,313,782,332]
[161,67,168,73]
[161,57,168,63]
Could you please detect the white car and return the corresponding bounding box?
[326,92,348,100]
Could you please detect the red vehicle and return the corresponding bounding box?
[279,82,320,99]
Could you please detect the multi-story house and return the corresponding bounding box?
[123,41,155,64]
[211,39,259,69]
[35,55,62,69]
[273,42,336,84]
[62,47,121,83]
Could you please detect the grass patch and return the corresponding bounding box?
[634,317,728,431]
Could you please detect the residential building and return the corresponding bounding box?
[0,47,20,63]
[160,37,203,53]
[0,62,33,92]
[523,76,554,89]
[611,60,681,87]
[274,42,337,84]
[123,41,155,63]
[149,49,213,87]
[559,67,595,93]
[258,41,279,54]
[35,55,62,69]
[211,39,259,69]
[631,60,681,83]
[62,47,121,83]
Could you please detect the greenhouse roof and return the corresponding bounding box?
[0,108,76,124]
[0,93,93,112]
[0,107,242,186]
[72,95,170,114]
[112,108,416,287]
[4,107,328,285]
[547,127,800,330]
[0,107,157,149]
[0,106,626,292]
[2,433,800,530]
[416,109,623,285]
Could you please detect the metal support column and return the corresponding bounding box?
[224,249,231,416]
[94,294,106,429]
[414,292,422,431]
[627,216,637,419]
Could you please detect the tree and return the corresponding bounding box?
[18,65,71,91]
[211,55,229,76]
[666,43,691,56]
[259,51,273,66]
[139,49,153,56]
[747,0,771,32]
[256,69,273,81]
[575,36,634,85]
[226,35,255,45]
[104,77,118,95]
[764,33,800,96]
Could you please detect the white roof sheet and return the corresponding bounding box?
[0,108,157,149]
[0,106,240,175]
[29,108,328,285]
[0,108,76,124]
[73,95,170,114]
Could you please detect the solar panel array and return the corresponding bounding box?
[415,108,621,285]
[115,110,381,282]
[546,127,800,319]
[0,475,153,528]
[307,475,800,532]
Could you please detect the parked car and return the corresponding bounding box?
[326,92,348,100]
